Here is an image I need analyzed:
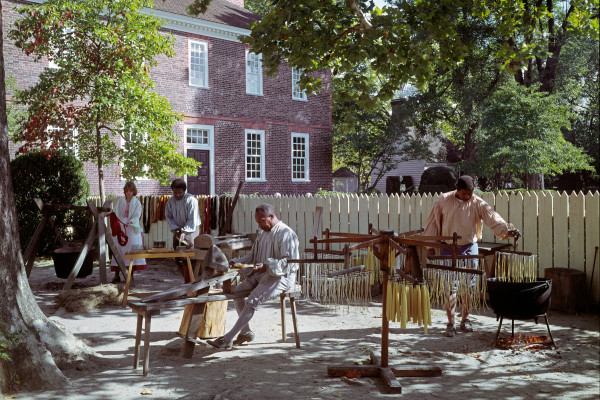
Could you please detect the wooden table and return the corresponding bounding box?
[122,249,195,308]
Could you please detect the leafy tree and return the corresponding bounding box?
[8,0,200,202]
[234,0,596,108]
[473,80,592,188]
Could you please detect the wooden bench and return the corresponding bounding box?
[128,277,301,376]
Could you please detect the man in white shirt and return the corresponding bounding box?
[422,176,520,337]
[165,178,200,280]
[207,203,299,350]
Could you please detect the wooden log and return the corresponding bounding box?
[197,300,227,338]
[544,268,587,313]
[327,265,365,277]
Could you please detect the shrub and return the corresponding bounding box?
[10,151,91,256]
[418,166,458,194]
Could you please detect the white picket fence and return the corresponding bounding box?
[93,191,600,304]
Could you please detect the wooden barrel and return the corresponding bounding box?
[544,268,586,313]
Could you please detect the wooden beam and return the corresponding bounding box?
[61,220,98,291]
[24,211,50,277]
[34,198,67,247]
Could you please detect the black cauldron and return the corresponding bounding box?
[52,246,94,279]
[487,278,552,320]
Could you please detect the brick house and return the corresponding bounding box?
[4,0,333,196]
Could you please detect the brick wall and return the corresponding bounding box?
[3,0,333,196]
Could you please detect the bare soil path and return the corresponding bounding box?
[12,260,600,400]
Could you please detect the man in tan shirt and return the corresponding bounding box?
[422,176,520,337]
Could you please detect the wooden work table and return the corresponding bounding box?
[122,249,196,308]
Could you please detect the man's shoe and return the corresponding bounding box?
[233,331,255,346]
[444,323,456,337]
[460,319,474,332]
[206,336,233,350]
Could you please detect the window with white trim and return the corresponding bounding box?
[121,130,150,179]
[189,39,209,88]
[291,133,309,181]
[46,125,78,157]
[292,67,307,101]
[48,27,74,69]
[246,50,263,95]
[245,129,265,181]
[186,127,210,145]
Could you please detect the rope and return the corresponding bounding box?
[109,212,128,246]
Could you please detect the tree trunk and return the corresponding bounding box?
[95,118,105,204]
[528,172,545,190]
[0,6,98,392]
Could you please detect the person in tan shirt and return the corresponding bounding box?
[422,175,520,337]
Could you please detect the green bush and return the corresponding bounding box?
[10,151,91,256]
[418,166,458,194]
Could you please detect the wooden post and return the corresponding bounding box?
[219,181,244,236]
[34,198,68,247]
[62,219,97,291]
[97,200,112,284]
[379,230,393,368]
[23,211,50,277]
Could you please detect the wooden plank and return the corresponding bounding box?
[495,192,510,246]
[182,303,206,358]
[358,194,369,234]
[62,220,97,291]
[330,195,341,251]
[327,365,380,377]
[368,195,379,232]
[399,194,410,233]
[539,192,554,271]
[24,211,50,277]
[378,194,389,231]
[34,198,68,247]
[318,196,331,236]
[509,192,524,251]
[295,196,306,253]
[569,192,585,273]
[348,194,359,236]
[389,194,399,235]
[140,270,238,303]
[522,192,539,276]
[554,192,569,268]
[481,192,496,243]
[585,192,600,304]
[305,196,316,249]
[380,367,402,393]
[409,193,421,231]
[339,194,350,235]
[391,365,443,377]
[420,193,431,230]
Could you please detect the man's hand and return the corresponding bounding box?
[253,263,266,274]
[508,229,521,238]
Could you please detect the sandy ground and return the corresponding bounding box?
[10,259,600,400]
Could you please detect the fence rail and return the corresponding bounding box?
[91,191,600,304]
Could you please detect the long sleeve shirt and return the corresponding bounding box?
[114,196,142,234]
[232,221,300,278]
[165,193,200,234]
[422,191,514,246]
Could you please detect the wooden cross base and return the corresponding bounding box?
[327,350,442,394]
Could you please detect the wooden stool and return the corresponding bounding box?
[279,284,301,348]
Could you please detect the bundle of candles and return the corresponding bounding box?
[423,258,485,309]
[495,252,538,282]
[300,251,373,307]
[385,279,432,333]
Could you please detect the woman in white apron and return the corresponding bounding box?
[111,181,146,282]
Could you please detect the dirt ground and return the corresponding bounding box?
[12,259,600,400]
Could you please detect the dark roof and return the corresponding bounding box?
[333,167,358,178]
[152,0,260,30]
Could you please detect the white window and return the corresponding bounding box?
[121,130,149,179]
[48,27,74,69]
[292,67,307,101]
[246,50,263,95]
[186,127,210,145]
[291,133,309,181]
[189,39,209,88]
[245,129,265,181]
[46,125,78,157]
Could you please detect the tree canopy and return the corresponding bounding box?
[9,0,200,201]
